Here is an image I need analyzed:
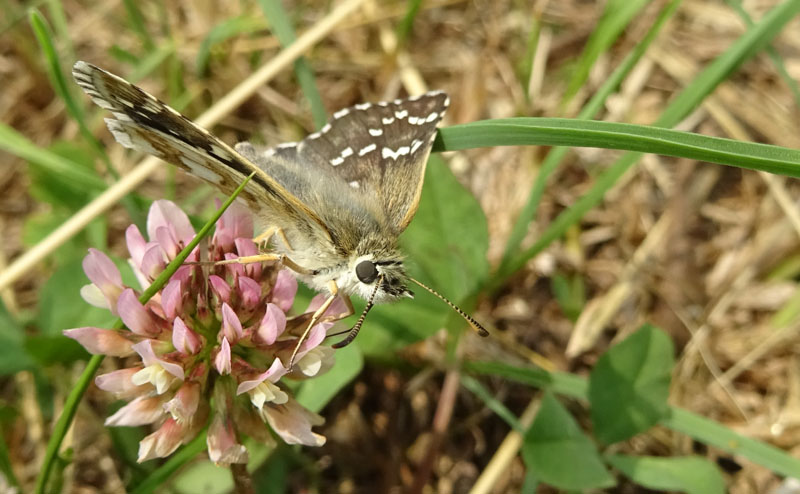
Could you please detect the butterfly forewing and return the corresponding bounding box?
[254,92,449,234]
[71,61,333,248]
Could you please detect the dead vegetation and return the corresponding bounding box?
[2,0,800,492]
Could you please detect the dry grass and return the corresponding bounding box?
[2,0,800,492]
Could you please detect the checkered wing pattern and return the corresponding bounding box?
[241,92,449,234]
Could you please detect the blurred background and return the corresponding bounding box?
[2,0,800,492]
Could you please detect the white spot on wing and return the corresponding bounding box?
[321,123,332,133]
[330,156,344,166]
[394,110,408,119]
[368,128,383,136]
[333,108,349,119]
[308,132,321,140]
[277,142,296,149]
[349,181,360,188]
[426,112,439,123]
[411,139,423,154]
[355,103,371,110]
[382,117,395,125]
[408,116,419,125]
[359,143,376,156]
[381,145,410,160]
[340,147,353,158]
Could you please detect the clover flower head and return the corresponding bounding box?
[65,200,339,464]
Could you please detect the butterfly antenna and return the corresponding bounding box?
[332,275,383,349]
[408,277,489,337]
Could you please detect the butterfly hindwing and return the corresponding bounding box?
[253,92,449,233]
[72,61,333,247]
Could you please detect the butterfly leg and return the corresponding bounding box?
[253,226,293,252]
[286,280,352,369]
[215,252,312,275]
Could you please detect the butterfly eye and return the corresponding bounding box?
[355,260,379,284]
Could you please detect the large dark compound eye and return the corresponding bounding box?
[355,260,379,284]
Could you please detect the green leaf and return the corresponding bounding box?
[606,454,725,494]
[172,461,233,494]
[401,157,489,302]
[0,301,33,375]
[467,359,800,479]
[296,342,363,413]
[523,392,615,490]
[356,158,489,354]
[589,324,674,444]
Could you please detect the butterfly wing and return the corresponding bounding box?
[72,61,334,251]
[244,91,449,234]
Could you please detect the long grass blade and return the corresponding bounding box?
[499,0,682,273]
[494,0,800,285]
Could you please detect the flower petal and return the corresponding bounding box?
[271,270,297,312]
[215,337,232,375]
[161,279,183,320]
[140,244,166,280]
[221,303,243,341]
[126,224,147,266]
[80,284,110,310]
[236,358,287,395]
[164,381,200,424]
[207,412,248,465]
[95,367,150,397]
[294,346,335,378]
[132,340,185,381]
[255,303,286,346]
[106,395,166,426]
[209,275,231,304]
[118,289,159,336]
[172,317,201,355]
[147,200,195,245]
[137,418,186,462]
[262,398,326,446]
[83,249,123,314]
[63,327,134,356]
[237,276,261,310]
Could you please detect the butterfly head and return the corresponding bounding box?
[348,254,413,303]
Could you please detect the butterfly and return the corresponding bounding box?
[72,61,487,362]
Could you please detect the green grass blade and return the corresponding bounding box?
[561,0,652,109]
[500,0,682,273]
[663,408,800,479]
[461,375,524,432]
[121,0,155,51]
[258,0,327,129]
[43,0,73,60]
[28,9,119,179]
[0,123,106,189]
[34,175,255,494]
[396,0,423,46]
[495,0,800,284]
[437,119,800,176]
[196,15,268,76]
[465,360,800,478]
[726,0,800,108]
